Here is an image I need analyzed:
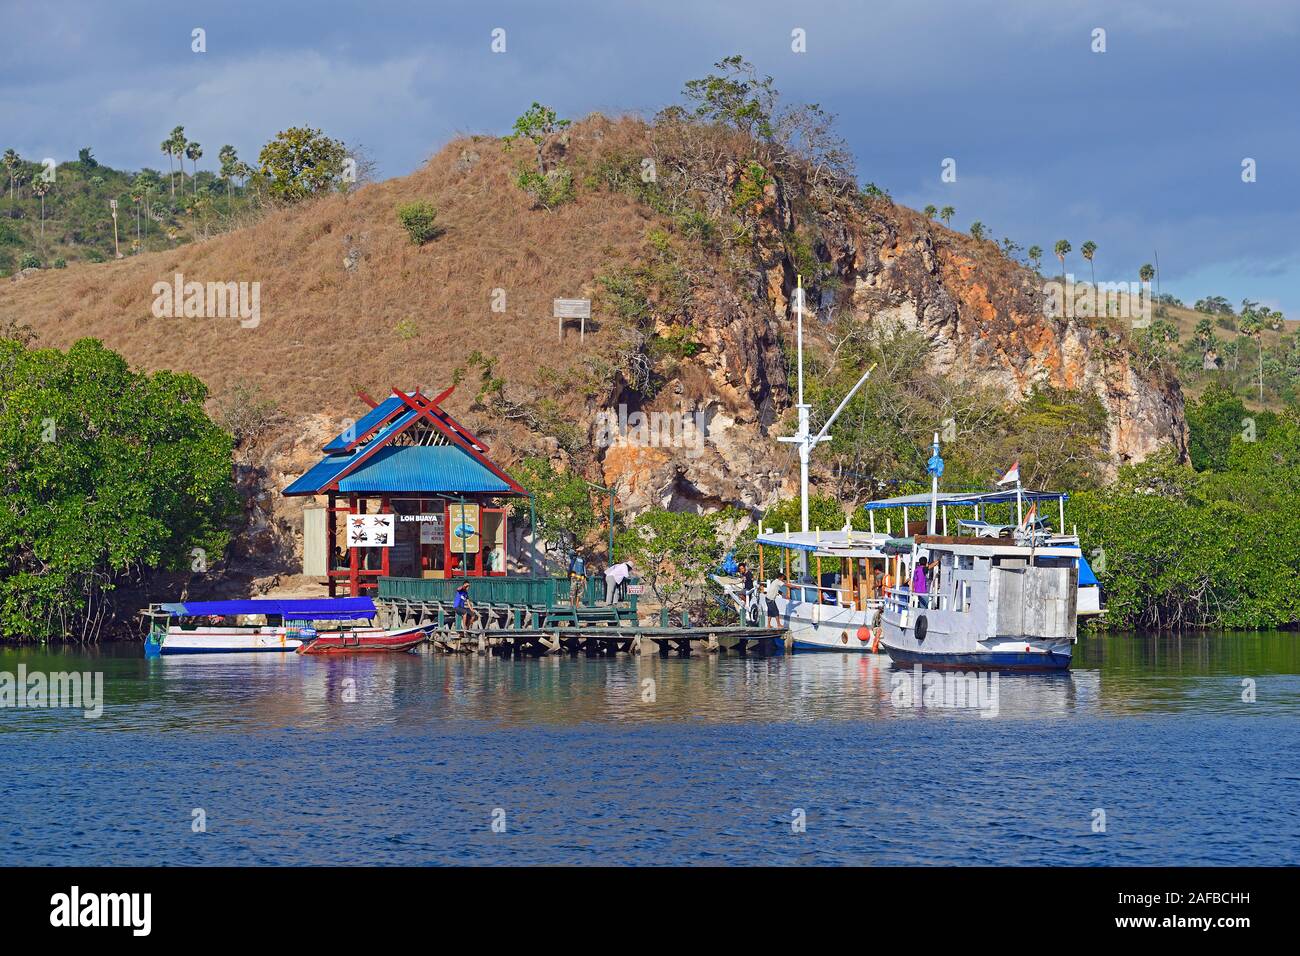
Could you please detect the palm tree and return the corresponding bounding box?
[1080,240,1097,285]
[30,178,50,238]
[1054,240,1071,279]
[1194,317,1214,348]
[169,126,187,195]
[161,138,176,197]
[1139,263,1155,284]
[1027,245,1043,273]
[939,206,954,226]
[1238,306,1264,402]
[218,145,238,203]
[185,141,203,196]
[923,204,937,220]
[970,221,985,241]
[2,148,18,204]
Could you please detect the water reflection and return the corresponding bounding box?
[3,631,1294,734]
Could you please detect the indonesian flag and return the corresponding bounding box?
[1018,502,1038,530]
[997,460,1020,486]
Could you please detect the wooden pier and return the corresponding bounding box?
[380,596,788,657]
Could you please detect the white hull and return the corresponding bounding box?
[777,596,884,652]
[160,626,301,654]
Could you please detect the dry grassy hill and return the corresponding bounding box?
[1,113,1191,583]
[1,125,657,422]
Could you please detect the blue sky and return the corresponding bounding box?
[3,0,1298,314]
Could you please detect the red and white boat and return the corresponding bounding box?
[297,623,428,655]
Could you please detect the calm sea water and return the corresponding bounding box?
[2,633,1297,866]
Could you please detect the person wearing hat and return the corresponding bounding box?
[453,581,476,629]
[567,550,588,609]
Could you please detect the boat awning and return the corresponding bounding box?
[159,597,377,620]
[863,489,1068,510]
[756,529,888,556]
[1078,553,1099,586]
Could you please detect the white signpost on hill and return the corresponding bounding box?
[555,298,591,343]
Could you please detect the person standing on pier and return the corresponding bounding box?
[737,562,756,621]
[764,574,785,628]
[568,550,588,609]
[604,559,634,604]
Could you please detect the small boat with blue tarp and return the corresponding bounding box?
[141,597,428,656]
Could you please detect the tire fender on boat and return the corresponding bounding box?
[914,614,928,642]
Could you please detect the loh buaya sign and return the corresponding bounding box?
[555,298,591,343]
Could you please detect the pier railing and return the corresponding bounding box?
[379,575,624,609]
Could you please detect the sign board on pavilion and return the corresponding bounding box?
[448,502,481,554]
[347,513,394,547]
[626,584,647,595]
[555,298,591,343]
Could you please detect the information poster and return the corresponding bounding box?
[346,514,394,547]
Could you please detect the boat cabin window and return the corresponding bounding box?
[958,555,974,571]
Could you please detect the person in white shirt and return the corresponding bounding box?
[604,560,634,604]
[764,575,786,627]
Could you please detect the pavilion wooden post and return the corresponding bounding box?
[758,543,765,585]
[349,495,361,599]
[380,495,391,579]
[326,491,336,597]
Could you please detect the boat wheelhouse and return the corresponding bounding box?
[861,488,1103,619]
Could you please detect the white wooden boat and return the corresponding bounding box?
[742,490,1101,654]
[879,535,1079,671]
[142,597,411,656]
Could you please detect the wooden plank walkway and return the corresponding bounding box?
[380,597,788,657]
[425,625,788,657]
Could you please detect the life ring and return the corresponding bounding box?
[915,614,928,642]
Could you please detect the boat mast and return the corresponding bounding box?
[777,274,877,572]
[927,432,942,535]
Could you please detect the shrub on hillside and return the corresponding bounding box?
[18,252,40,270]
[396,201,442,245]
[514,166,575,210]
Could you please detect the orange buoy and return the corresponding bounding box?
[856,626,872,643]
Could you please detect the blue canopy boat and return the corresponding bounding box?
[142,597,381,656]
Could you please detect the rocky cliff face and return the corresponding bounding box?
[590,162,1185,520]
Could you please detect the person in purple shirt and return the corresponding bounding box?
[911,557,929,608]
